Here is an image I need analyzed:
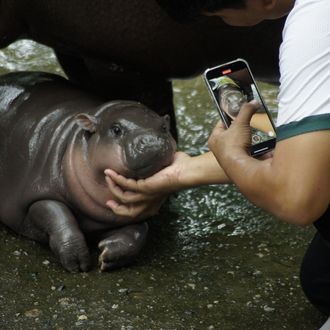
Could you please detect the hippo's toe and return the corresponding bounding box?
[98,223,148,271]
[50,235,91,272]
[98,242,137,271]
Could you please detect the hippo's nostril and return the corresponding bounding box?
[125,133,174,178]
[134,135,163,153]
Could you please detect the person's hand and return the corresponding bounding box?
[208,100,260,161]
[104,151,192,220]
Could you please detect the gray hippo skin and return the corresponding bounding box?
[0,0,285,138]
[0,71,176,272]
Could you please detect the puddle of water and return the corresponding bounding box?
[0,40,325,329]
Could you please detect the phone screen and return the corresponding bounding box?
[204,59,276,156]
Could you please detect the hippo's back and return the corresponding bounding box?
[0,72,103,228]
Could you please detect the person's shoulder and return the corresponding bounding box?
[276,0,330,136]
[283,0,329,35]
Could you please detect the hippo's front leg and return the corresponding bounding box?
[98,222,148,271]
[24,200,91,272]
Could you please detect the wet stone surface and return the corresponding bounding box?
[0,40,326,329]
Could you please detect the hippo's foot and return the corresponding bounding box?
[49,230,90,273]
[98,222,148,271]
[24,200,91,272]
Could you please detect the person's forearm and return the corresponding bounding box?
[218,150,273,202]
[208,104,330,226]
[216,150,294,222]
[180,151,231,188]
[215,149,328,226]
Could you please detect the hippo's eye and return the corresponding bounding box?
[110,124,122,137]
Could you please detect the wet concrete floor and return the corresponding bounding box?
[0,40,326,329]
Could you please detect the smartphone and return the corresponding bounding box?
[204,58,276,156]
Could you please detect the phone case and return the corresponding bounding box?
[204,58,276,156]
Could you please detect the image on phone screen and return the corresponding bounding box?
[204,59,276,155]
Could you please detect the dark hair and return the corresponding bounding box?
[156,0,245,22]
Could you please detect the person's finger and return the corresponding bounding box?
[104,169,146,192]
[106,200,146,218]
[258,150,274,160]
[235,100,260,125]
[105,176,149,203]
[210,120,225,138]
[208,120,226,145]
[106,200,161,220]
[216,120,226,130]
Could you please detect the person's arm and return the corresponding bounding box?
[104,150,231,219]
[208,102,330,226]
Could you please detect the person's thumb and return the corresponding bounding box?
[235,100,261,125]
[214,119,226,131]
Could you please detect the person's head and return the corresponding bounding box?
[156,0,293,26]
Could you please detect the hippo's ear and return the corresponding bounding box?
[75,113,99,133]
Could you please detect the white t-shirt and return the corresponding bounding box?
[276,0,330,141]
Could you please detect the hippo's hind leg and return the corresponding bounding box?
[23,200,91,272]
[98,222,148,271]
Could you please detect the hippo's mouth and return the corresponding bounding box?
[103,149,165,180]
[130,164,156,179]
[124,153,173,179]
[129,162,167,179]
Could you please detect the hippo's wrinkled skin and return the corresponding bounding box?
[0,0,285,139]
[0,71,176,272]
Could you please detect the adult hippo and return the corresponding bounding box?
[0,0,285,138]
[0,71,176,272]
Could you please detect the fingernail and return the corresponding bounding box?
[249,100,261,107]
[106,200,118,208]
[105,169,115,176]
